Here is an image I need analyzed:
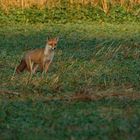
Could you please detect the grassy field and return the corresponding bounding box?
[0,22,140,139]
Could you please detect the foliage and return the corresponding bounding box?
[0,4,139,24]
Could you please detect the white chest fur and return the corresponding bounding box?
[44,44,54,62]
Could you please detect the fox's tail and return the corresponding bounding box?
[16,59,27,74]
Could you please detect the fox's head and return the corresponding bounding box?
[47,37,59,51]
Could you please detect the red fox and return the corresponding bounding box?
[16,37,59,74]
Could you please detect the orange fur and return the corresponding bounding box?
[16,37,59,74]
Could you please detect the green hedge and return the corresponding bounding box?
[0,5,139,24]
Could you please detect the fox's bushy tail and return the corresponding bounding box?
[16,59,27,74]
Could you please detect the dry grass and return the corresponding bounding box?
[70,87,140,101]
[33,90,140,102]
[19,86,140,102]
[0,0,140,12]
[0,90,20,95]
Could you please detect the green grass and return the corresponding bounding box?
[0,99,140,140]
[0,21,140,139]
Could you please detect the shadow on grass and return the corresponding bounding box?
[0,23,140,94]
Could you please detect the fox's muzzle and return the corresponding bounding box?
[51,47,56,50]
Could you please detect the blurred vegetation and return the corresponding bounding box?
[1,0,140,10]
[0,0,139,24]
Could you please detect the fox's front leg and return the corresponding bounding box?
[40,60,51,74]
[32,64,39,74]
[44,60,51,73]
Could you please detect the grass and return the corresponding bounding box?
[1,99,140,140]
[0,21,140,139]
[1,0,140,10]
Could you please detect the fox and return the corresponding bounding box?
[16,37,59,74]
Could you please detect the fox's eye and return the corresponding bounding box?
[48,43,52,46]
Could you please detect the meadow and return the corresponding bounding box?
[0,21,140,140]
[0,2,140,139]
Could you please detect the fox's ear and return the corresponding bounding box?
[47,35,51,41]
[56,37,59,42]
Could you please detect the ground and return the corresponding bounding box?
[0,22,140,140]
